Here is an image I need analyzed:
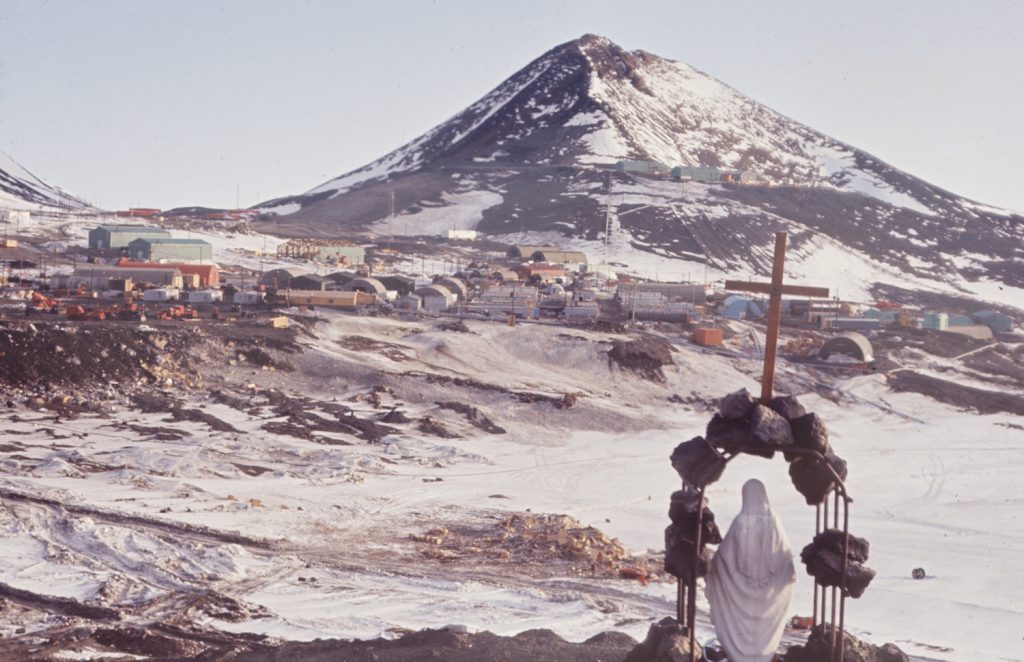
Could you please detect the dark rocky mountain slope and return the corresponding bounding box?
[257,35,1023,306]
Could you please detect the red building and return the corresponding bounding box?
[117,259,220,287]
[115,208,162,218]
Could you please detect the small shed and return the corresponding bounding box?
[818,332,874,363]
[395,293,422,313]
[142,287,180,302]
[415,284,455,313]
[290,274,331,291]
[188,289,223,303]
[234,291,265,305]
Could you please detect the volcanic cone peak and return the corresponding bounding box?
[1,148,86,210]
[260,35,1023,304]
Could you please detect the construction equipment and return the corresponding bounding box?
[157,305,198,320]
[30,291,59,312]
[112,302,146,321]
[66,302,146,322]
[65,304,87,320]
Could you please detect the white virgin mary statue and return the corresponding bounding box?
[706,478,795,662]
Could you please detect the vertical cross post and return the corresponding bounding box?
[760,232,788,404]
[724,232,830,404]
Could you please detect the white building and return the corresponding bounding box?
[188,289,224,303]
[142,287,181,302]
[233,291,265,305]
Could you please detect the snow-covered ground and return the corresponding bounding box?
[1,312,1021,660]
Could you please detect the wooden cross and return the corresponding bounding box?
[724,232,830,404]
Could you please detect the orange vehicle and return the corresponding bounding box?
[31,291,59,312]
[157,305,198,320]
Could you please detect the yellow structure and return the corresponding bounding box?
[279,290,377,309]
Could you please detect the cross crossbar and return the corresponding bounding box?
[722,232,830,404]
[723,281,830,298]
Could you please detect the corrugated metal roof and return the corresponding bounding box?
[529,250,588,264]
[133,238,212,245]
[98,225,170,233]
[415,284,454,298]
[506,245,560,259]
[819,332,874,362]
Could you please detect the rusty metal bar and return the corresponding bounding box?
[813,503,821,628]
[677,579,685,623]
[839,494,850,662]
[830,489,841,660]
[689,486,706,662]
[822,493,830,638]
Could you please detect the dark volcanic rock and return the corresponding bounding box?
[705,414,752,453]
[789,452,848,505]
[790,412,830,457]
[669,436,726,487]
[809,528,870,564]
[718,388,757,419]
[624,617,703,662]
[769,395,806,421]
[749,404,793,458]
[231,625,639,662]
[800,547,876,598]
[607,337,676,382]
[664,524,711,581]
[667,491,722,545]
[782,624,907,662]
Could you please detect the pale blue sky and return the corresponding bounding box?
[1,0,1022,211]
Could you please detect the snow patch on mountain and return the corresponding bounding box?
[373,190,503,236]
[806,143,935,215]
[1,148,87,212]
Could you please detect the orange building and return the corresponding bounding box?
[117,259,220,287]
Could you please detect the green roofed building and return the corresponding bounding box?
[88,225,171,250]
[128,237,213,263]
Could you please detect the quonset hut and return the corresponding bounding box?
[818,332,874,363]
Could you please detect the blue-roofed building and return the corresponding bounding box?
[721,295,764,319]
[972,310,1015,333]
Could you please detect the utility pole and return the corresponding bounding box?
[603,170,612,265]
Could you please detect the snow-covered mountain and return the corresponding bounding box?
[1,147,85,211]
[260,34,1023,307]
